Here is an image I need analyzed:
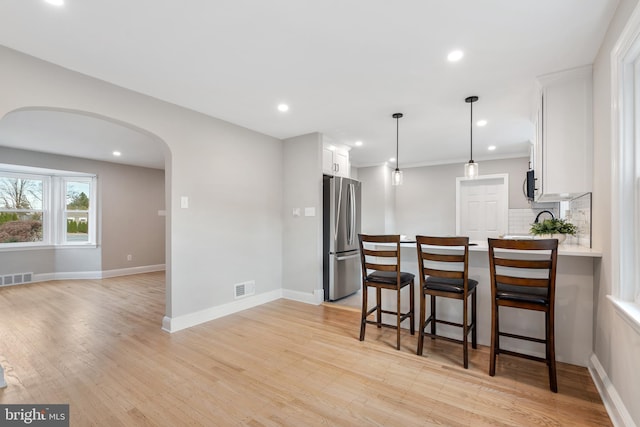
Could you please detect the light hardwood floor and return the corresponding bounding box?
[0,272,611,426]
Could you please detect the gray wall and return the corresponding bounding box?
[282,133,323,298]
[358,157,529,238]
[0,45,284,322]
[592,0,640,425]
[0,146,165,275]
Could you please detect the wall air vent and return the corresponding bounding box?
[234,280,256,299]
[1,272,34,286]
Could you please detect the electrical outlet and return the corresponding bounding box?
[127,254,132,261]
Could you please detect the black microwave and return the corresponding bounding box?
[526,170,535,201]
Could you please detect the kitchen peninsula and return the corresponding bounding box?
[377,241,602,367]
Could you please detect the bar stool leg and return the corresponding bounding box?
[409,280,415,335]
[396,285,401,350]
[376,288,382,328]
[471,290,477,349]
[360,284,368,341]
[430,295,437,339]
[547,310,558,392]
[417,288,426,355]
[463,295,469,369]
[490,301,498,377]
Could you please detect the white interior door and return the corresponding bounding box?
[456,174,508,243]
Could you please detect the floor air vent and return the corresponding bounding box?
[234,280,255,299]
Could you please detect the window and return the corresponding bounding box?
[0,165,96,248]
[0,173,45,244]
[64,179,93,243]
[610,3,640,332]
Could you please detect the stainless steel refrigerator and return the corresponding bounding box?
[323,175,362,301]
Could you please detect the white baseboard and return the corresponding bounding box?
[34,271,102,282]
[101,264,165,278]
[162,289,283,333]
[162,288,324,333]
[31,264,165,283]
[589,353,637,427]
[281,288,324,305]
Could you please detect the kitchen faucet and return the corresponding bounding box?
[535,210,555,223]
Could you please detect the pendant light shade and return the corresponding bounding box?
[464,96,479,179]
[392,113,404,186]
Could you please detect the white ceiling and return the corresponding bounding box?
[0,0,618,170]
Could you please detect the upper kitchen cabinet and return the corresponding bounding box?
[533,65,593,201]
[322,137,350,178]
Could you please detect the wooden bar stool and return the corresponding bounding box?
[488,238,559,392]
[358,234,415,350]
[415,236,477,368]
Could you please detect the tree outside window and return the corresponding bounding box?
[65,181,91,242]
[0,176,44,243]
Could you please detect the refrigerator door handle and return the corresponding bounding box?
[334,178,343,241]
[346,183,355,245]
[336,253,360,261]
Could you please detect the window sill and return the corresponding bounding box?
[0,244,97,252]
[607,295,640,336]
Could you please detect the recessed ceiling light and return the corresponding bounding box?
[355,140,363,147]
[477,119,488,127]
[447,50,464,62]
[44,0,64,6]
[113,151,122,157]
[389,157,396,162]
[328,145,336,151]
[277,104,289,112]
[488,145,496,151]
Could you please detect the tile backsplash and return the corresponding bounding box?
[507,193,591,248]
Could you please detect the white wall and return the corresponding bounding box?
[358,157,529,238]
[0,46,284,329]
[358,165,394,234]
[592,0,640,425]
[282,133,323,302]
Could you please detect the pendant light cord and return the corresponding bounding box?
[396,115,399,170]
[469,100,473,162]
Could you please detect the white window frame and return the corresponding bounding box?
[609,2,640,334]
[58,176,97,246]
[0,164,97,250]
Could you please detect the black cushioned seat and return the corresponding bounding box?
[367,270,414,285]
[426,277,478,294]
[496,283,548,305]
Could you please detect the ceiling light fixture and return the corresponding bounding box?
[277,104,289,112]
[391,113,404,186]
[464,96,479,179]
[355,140,363,147]
[112,151,121,157]
[477,119,487,127]
[44,0,64,6]
[447,50,464,62]
[488,145,496,151]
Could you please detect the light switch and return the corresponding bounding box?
[292,208,301,217]
[304,207,315,217]
[181,196,189,209]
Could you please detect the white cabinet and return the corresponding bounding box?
[533,65,593,201]
[322,140,350,178]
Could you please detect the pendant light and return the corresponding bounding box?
[392,113,403,186]
[464,96,479,179]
